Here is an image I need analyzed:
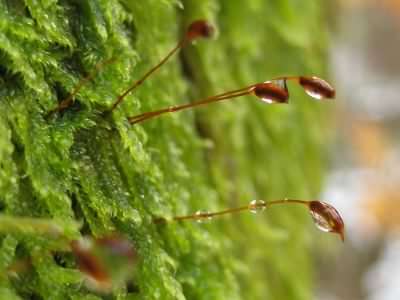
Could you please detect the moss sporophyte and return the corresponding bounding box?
[154,199,345,242]
[46,18,342,242]
[35,19,343,291]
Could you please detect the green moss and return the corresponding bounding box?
[0,0,332,299]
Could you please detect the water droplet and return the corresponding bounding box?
[253,81,289,103]
[273,79,287,90]
[248,200,266,214]
[304,89,323,100]
[194,210,212,223]
[299,76,335,100]
[309,209,331,232]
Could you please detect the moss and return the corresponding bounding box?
[0,0,331,299]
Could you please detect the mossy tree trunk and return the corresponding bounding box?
[0,0,331,299]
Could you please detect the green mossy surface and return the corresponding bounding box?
[0,0,332,299]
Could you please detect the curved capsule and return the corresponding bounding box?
[252,81,289,103]
[299,76,335,100]
[309,201,345,241]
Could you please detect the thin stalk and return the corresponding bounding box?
[172,205,250,222]
[109,38,188,111]
[48,58,115,116]
[154,199,309,223]
[128,88,253,124]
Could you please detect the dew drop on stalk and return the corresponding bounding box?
[248,200,266,214]
[273,79,288,91]
[195,210,212,223]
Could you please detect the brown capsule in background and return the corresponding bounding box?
[308,201,345,241]
[252,81,289,104]
[70,239,110,286]
[71,235,137,292]
[186,19,215,41]
[298,76,336,100]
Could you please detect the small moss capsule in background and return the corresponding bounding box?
[71,235,137,292]
[186,20,215,40]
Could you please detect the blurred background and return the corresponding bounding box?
[317,1,400,299]
[1,1,400,299]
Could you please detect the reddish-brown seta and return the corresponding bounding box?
[48,58,116,116]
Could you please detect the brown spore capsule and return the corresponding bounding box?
[186,20,215,41]
[70,240,110,284]
[299,76,335,100]
[309,201,345,241]
[252,82,289,103]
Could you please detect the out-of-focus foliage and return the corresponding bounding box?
[0,0,331,299]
